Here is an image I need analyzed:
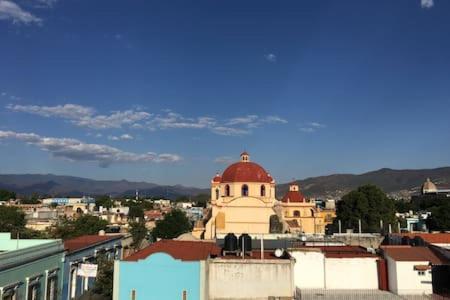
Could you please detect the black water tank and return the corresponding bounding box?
[402,236,411,245]
[224,233,238,252]
[413,236,425,246]
[238,234,252,252]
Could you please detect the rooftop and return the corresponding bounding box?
[382,246,446,264]
[64,234,122,253]
[397,233,450,244]
[0,232,57,252]
[124,240,221,262]
[292,246,377,258]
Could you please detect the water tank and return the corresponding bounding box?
[412,236,425,246]
[238,234,252,252]
[223,233,238,252]
[401,236,411,245]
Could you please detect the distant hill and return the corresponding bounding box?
[0,174,208,199]
[276,167,450,199]
[1,167,450,200]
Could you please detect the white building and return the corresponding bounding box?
[290,246,379,290]
[383,246,444,295]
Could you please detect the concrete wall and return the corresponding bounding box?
[114,253,202,300]
[207,258,294,300]
[291,250,379,290]
[387,259,433,295]
[291,250,325,289]
[325,257,379,289]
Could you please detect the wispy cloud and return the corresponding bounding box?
[421,0,434,8]
[214,156,235,164]
[0,0,42,25]
[6,103,151,130]
[264,53,277,63]
[299,122,326,133]
[7,103,288,136]
[108,134,134,141]
[0,130,181,167]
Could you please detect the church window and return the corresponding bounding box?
[310,209,315,217]
[293,210,300,217]
[215,188,219,200]
[241,184,249,196]
[260,185,266,196]
[225,185,230,197]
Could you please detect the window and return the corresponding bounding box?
[70,268,77,299]
[293,210,300,217]
[215,188,219,200]
[3,288,18,300]
[241,184,249,196]
[310,209,315,217]
[46,275,57,300]
[131,289,136,300]
[225,185,230,197]
[418,271,425,276]
[260,185,266,196]
[27,277,41,300]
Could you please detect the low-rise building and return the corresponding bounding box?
[0,232,64,300]
[291,246,380,290]
[113,239,295,300]
[382,246,446,295]
[62,233,123,300]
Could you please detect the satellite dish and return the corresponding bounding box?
[274,248,284,258]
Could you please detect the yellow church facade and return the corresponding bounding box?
[194,152,335,239]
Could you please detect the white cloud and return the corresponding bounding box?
[6,103,151,130]
[299,122,326,133]
[7,103,95,119]
[1,92,6,96]
[0,0,42,25]
[0,130,181,167]
[421,0,434,8]
[108,134,134,141]
[7,103,288,137]
[214,156,235,164]
[264,53,277,63]
[210,126,250,136]
[35,0,57,7]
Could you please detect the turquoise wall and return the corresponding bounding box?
[0,253,63,299]
[116,253,201,300]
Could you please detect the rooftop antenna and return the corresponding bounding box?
[136,189,139,201]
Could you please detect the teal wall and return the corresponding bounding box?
[0,233,64,300]
[0,252,64,299]
[116,253,201,300]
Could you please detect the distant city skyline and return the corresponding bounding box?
[1,0,449,187]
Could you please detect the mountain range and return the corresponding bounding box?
[1,166,450,200]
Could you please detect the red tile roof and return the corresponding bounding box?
[64,235,122,253]
[221,162,273,183]
[294,246,377,258]
[124,240,221,262]
[398,233,450,244]
[383,246,445,264]
[282,190,305,203]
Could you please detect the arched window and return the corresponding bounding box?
[215,188,219,200]
[310,209,315,217]
[225,185,230,197]
[260,185,266,197]
[293,210,300,217]
[241,184,249,196]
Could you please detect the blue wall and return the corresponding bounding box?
[62,238,122,300]
[116,253,201,300]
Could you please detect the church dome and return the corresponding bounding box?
[422,178,437,194]
[221,152,273,183]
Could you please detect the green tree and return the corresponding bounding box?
[0,189,16,201]
[426,201,450,231]
[152,209,192,239]
[92,254,114,299]
[129,220,148,250]
[128,205,144,220]
[0,206,26,233]
[331,184,397,233]
[50,215,108,239]
[95,195,112,209]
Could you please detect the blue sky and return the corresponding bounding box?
[0,0,449,187]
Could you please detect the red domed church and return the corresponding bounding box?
[192,152,335,239]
